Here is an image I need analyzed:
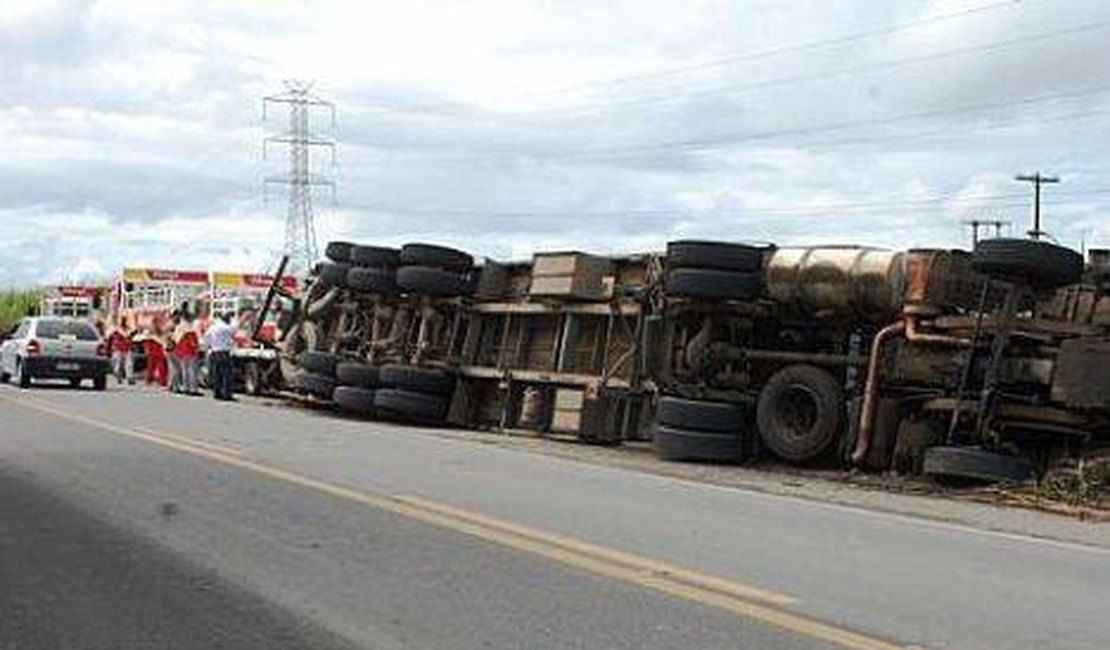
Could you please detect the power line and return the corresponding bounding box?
[491,15,1110,119]
[355,81,1110,163]
[332,187,1110,220]
[359,0,1023,115]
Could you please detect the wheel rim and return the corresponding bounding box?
[778,384,819,439]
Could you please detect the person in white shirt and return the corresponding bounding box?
[203,312,236,400]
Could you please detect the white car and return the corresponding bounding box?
[0,316,110,390]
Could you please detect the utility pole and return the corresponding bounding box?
[961,219,1011,247]
[1014,172,1059,240]
[263,80,336,274]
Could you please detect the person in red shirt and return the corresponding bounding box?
[107,319,134,384]
[143,320,168,387]
[174,312,201,396]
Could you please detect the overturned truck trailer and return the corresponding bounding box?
[273,237,1110,482]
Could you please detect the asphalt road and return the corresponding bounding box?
[1,384,1108,650]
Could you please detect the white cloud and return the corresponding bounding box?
[1,0,1109,286]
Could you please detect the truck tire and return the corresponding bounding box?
[350,245,401,268]
[757,364,842,462]
[379,364,455,396]
[971,239,1083,288]
[666,240,766,272]
[656,396,745,433]
[301,351,341,378]
[296,372,336,400]
[336,361,380,388]
[665,268,763,301]
[373,388,449,421]
[653,424,746,462]
[318,262,350,288]
[325,241,355,263]
[347,267,398,295]
[396,265,473,297]
[922,446,1036,483]
[334,386,377,415]
[400,243,473,273]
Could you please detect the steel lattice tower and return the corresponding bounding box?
[263,81,335,273]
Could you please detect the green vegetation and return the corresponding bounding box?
[0,288,41,331]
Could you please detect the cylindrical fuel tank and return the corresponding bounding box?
[766,246,905,317]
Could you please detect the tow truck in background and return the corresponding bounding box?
[109,265,299,391]
[38,285,109,322]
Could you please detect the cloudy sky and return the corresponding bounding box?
[2,0,1109,285]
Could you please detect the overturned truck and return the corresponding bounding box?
[269,237,1110,483]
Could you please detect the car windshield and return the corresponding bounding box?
[35,319,98,341]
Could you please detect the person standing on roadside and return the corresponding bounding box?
[203,312,235,401]
[174,312,201,396]
[166,312,182,393]
[142,324,168,387]
[107,319,133,384]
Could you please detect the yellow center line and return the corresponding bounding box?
[130,426,245,456]
[1,390,914,650]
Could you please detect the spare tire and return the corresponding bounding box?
[653,425,746,463]
[301,351,341,378]
[347,267,398,295]
[379,364,455,396]
[396,265,473,297]
[318,262,350,288]
[374,388,450,421]
[972,239,1083,288]
[334,386,376,415]
[757,364,842,462]
[336,362,380,388]
[666,240,767,272]
[325,241,355,263]
[400,243,473,273]
[350,245,401,269]
[656,396,744,433]
[665,268,763,301]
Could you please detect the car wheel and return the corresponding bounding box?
[93,375,107,391]
[15,359,31,388]
[70,378,82,388]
